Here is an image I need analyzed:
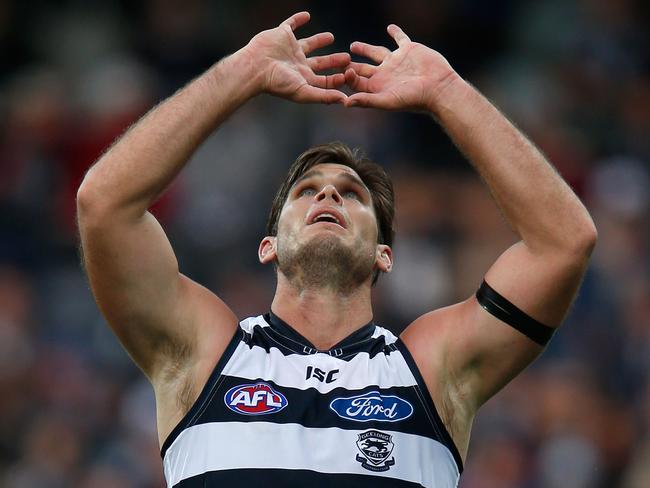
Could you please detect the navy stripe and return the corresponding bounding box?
[160,327,243,458]
[174,468,425,487]
[185,375,439,441]
[267,311,376,353]
[395,339,463,473]
[245,323,396,360]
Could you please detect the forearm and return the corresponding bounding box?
[77,49,258,219]
[430,77,596,254]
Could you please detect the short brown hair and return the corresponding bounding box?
[266,142,395,285]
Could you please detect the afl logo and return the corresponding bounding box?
[224,382,288,415]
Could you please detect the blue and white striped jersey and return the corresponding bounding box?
[161,312,462,487]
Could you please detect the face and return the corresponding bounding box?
[259,163,392,293]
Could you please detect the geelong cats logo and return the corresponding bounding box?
[355,430,396,472]
[330,391,413,422]
[224,382,288,415]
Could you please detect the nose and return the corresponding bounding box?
[315,184,342,205]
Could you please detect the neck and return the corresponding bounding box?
[270,272,374,350]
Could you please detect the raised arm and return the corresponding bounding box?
[76,11,349,387]
[345,25,596,454]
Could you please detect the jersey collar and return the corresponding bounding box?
[265,311,376,357]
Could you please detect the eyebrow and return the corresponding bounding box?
[293,170,371,197]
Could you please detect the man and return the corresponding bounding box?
[77,11,597,488]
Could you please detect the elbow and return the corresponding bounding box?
[583,221,598,256]
[76,180,93,214]
[566,217,598,260]
[536,214,597,262]
[76,175,117,224]
[76,182,103,240]
[77,177,146,228]
[76,178,104,220]
[577,216,598,256]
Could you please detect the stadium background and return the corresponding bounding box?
[1,0,649,486]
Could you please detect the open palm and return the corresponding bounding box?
[243,12,349,104]
[344,25,458,112]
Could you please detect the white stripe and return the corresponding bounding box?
[221,340,417,394]
[371,325,399,345]
[239,315,267,334]
[163,421,459,488]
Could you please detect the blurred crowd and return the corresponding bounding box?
[1,0,649,487]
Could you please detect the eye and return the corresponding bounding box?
[342,190,359,200]
[299,187,317,197]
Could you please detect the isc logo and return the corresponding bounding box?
[224,382,288,415]
[306,366,339,383]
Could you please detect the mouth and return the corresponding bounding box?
[311,220,345,230]
[307,209,347,229]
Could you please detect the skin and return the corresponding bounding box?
[77,11,597,463]
[260,163,392,349]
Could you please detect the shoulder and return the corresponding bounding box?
[400,301,470,365]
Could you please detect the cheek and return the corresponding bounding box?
[351,219,378,248]
[277,206,302,238]
[358,211,380,240]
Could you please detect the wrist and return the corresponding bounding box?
[205,48,263,104]
[425,72,472,117]
[232,46,266,97]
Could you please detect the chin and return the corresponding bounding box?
[277,233,375,293]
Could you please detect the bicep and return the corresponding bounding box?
[79,208,236,378]
[451,240,591,406]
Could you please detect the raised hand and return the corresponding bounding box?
[242,11,349,104]
[344,25,460,112]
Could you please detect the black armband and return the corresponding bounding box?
[475,280,555,346]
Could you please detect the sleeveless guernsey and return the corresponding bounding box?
[161,312,463,487]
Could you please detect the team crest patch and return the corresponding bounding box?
[355,430,396,472]
[224,382,288,415]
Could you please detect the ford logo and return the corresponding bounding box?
[329,391,413,422]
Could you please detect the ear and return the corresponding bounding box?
[375,244,393,273]
[258,236,278,265]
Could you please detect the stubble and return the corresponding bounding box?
[276,232,376,295]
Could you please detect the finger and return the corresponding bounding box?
[295,85,347,105]
[350,41,391,64]
[299,32,335,55]
[348,61,377,78]
[281,11,310,31]
[307,52,351,72]
[345,92,393,109]
[344,68,370,92]
[387,24,411,47]
[308,72,346,89]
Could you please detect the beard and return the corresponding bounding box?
[276,232,376,294]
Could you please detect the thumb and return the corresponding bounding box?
[345,92,391,109]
